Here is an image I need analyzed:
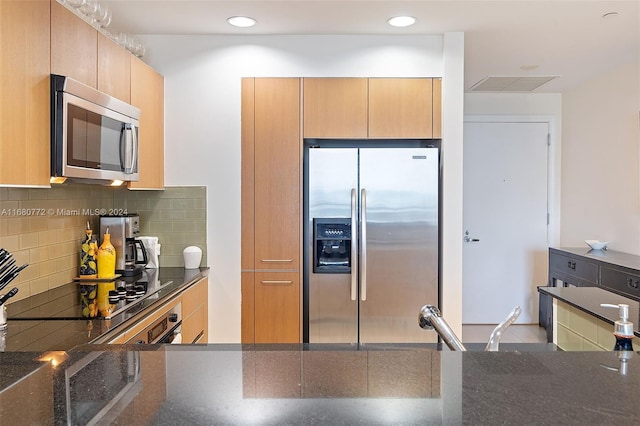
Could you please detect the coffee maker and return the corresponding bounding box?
[99,214,148,277]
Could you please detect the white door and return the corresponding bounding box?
[463,121,549,324]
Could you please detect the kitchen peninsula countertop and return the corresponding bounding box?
[1,344,639,425]
[538,286,640,337]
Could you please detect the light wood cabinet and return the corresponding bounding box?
[369,78,434,139]
[303,77,441,140]
[253,78,301,270]
[0,0,51,186]
[303,78,368,138]
[181,277,208,343]
[242,78,301,343]
[241,272,255,343]
[432,78,442,138]
[50,0,97,88]
[128,57,165,190]
[98,32,131,103]
[254,272,300,343]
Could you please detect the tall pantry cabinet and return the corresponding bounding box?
[242,78,301,344]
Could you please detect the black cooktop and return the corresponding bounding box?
[7,269,165,321]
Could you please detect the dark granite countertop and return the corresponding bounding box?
[2,267,208,352]
[0,268,208,395]
[538,286,640,338]
[1,344,639,425]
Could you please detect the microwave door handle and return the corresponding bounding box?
[121,123,136,174]
[130,124,138,174]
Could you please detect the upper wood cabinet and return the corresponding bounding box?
[303,77,441,140]
[432,78,442,139]
[252,78,301,270]
[0,0,51,186]
[98,33,131,103]
[303,78,368,139]
[50,0,97,88]
[369,78,434,139]
[128,57,165,190]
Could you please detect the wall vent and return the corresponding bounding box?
[469,76,559,92]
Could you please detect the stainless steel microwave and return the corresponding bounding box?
[51,74,141,184]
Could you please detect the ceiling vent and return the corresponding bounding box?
[469,76,559,92]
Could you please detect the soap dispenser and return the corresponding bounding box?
[600,303,635,351]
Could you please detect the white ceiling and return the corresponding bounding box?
[101,0,640,93]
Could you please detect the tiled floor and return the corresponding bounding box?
[462,324,547,344]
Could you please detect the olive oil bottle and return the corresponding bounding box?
[97,227,116,278]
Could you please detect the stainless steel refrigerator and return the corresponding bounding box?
[304,144,440,344]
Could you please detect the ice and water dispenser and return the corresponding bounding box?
[313,218,352,273]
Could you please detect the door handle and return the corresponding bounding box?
[350,188,357,301]
[360,188,367,302]
[464,230,480,243]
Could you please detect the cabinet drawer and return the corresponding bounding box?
[549,254,598,285]
[600,266,640,300]
[254,272,300,343]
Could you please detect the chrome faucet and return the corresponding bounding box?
[419,305,467,351]
[419,304,522,351]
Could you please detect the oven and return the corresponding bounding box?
[126,302,182,344]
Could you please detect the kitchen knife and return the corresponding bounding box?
[0,259,16,280]
[0,255,14,273]
[0,263,26,283]
[0,264,26,290]
[0,272,18,292]
[0,288,18,306]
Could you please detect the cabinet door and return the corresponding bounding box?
[241,78,256,270]
[432,78,442,139]
[303,78,368,139]
[128,57,164,190]
[0,0,50,186]
[254,78,301,269]
[255,272,300,343]
[369,78,433,139]
[51,0,97,88]
[98,32,131,103]
[241,272,255,343]
[181,278,208,343]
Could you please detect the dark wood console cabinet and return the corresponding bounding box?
[540,247,640,335]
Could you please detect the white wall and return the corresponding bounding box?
[560,61,640,255]
[138,34,465,342]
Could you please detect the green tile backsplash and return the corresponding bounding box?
[113,186,207,269]
[0,185,207,303]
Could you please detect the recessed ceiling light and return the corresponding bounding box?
[387,16,416,28]
[227,16,256,28]
[602,11,619,19]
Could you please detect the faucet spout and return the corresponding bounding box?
[485,306,521,352]
[419,305,467,351]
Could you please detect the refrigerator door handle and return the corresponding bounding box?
[360,188,367,302]
[350,188,358,301]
